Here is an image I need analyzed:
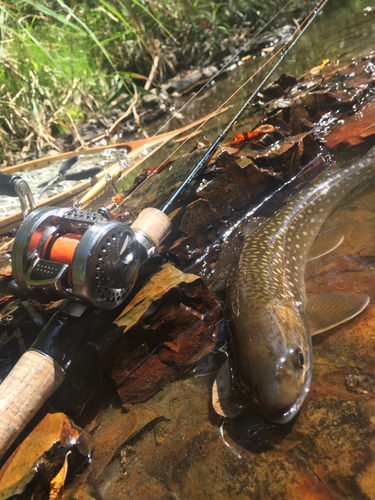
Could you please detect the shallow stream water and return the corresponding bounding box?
[0,1,375,499]
[84,3,375,499]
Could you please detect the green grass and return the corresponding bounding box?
[0,0,290,164]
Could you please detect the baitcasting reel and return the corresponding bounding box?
[10,205,171,310]
[0,170,172,459]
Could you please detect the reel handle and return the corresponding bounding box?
[0,171,36,218]
[0,171,22,197]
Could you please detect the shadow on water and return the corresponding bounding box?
[220,413,295,456]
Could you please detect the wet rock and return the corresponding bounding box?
[196,151,279,216]
[161,66,218,95]
[109,263,221,404]
[262,73,298,100]
[326,100,375,148]
[141,94,164,108]
[179,199,219,236]
[241,25,295,56]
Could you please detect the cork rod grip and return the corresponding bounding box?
[131,208,172,248]
[0,350,65,459]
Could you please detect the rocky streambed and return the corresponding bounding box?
[0,3,374,499]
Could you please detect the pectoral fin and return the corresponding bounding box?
[308,233,344,261]
[212,359,241,418]
[307,292,370,335]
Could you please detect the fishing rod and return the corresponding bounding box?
[161,4,328,213]
[78,0,316,208]
[112,0,329,214]
[0,0,329,459]
[134,0,295,153]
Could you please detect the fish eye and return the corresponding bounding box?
[293,347,304,369]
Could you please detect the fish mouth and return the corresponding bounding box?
[262,402,300,424]
[259,389,309,424]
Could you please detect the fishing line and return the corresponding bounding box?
[137,0,295,152]
[160,0,329,213]
[184,153,324,273]
[117,0,329,210]
[221,154,324,243]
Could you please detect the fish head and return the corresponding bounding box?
[232,300,312,424]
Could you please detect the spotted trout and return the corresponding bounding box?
[213,145,375,423]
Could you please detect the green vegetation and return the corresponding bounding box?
[0,0,288,163]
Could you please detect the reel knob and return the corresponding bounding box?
[71,218,143,309]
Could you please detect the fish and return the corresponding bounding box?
[213,145,375,424]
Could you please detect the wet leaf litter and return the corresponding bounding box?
[0,25,375,500]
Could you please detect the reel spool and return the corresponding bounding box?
[11,206,170,309]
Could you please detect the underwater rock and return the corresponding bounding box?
[90,406,161,480]
[0,412,92,499]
